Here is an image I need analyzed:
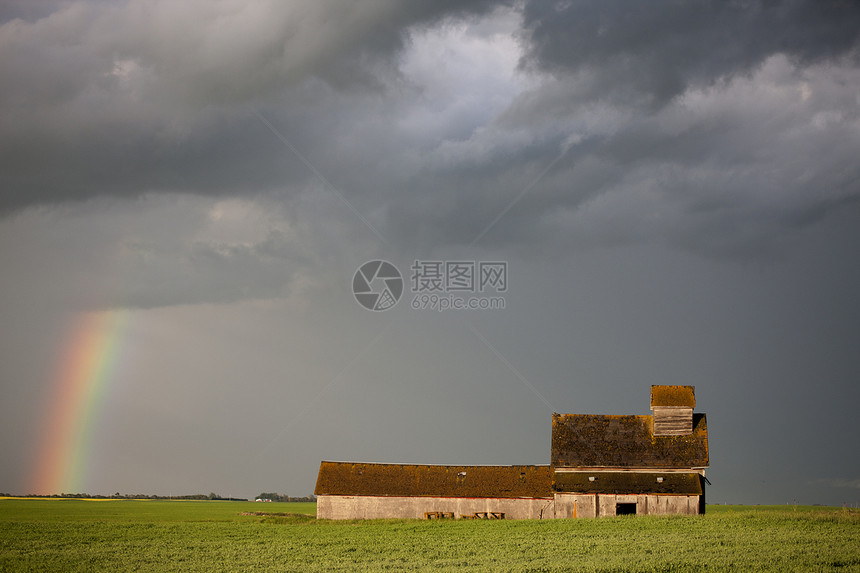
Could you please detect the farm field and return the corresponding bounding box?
[1,499,858,571]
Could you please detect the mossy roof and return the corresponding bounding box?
[315,462,552,499]
[551,413,709,468]
[553,471,703,495]
[650,385,696,407]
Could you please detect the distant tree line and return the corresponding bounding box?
[255,493,317,503]
[14,492,318,501]
[19,493,249,501]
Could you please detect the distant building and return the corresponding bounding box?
[315,385,708,519]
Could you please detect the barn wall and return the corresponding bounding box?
[317,495,553,520]
[317,493,702,519]
[649,494,700,515]
[552,494,701,517]
[553,494,597,518]
[598,494,617,517]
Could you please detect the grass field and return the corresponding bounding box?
[1,499,858,571]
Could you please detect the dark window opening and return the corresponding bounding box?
[616,503,637,516]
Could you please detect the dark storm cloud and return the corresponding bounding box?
[0,0,500,213]
[380,0,860,257]
[0,0,65,23]
[387,61,860,259]
[2,0,859,267]
[520,0,860,107]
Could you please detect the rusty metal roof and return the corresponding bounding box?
[650,385,696,408]
[551,413,709,468]
[314,462,552,499]
[553,471,704,495]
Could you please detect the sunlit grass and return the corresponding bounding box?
[1,499,858,571]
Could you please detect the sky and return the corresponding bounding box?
[0,0,858,505]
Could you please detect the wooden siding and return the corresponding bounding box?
[554,493,701,517]
[652,406,694,436]
[318,493,702,519]
[317,495,553,520]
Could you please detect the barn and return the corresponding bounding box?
[315,385,708,519]
[314,463,553,520]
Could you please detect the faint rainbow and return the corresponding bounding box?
[31,310,128,495]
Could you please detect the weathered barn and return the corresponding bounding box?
[315,463,553,520]
[315,385,708,519]
[551,385,709,517]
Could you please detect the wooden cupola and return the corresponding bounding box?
[650,385,695,436]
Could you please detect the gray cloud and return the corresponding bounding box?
[3,0,858,264]
[520,0,860,108]
[0,194,354,309]
[0,0,66,23]
[381,4,860,257]
[1,0,858,313]
[0,0,500,213]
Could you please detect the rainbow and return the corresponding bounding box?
[30,311,128,495]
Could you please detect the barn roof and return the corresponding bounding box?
[315,462,552,499]
[651,385,696,408]
[553,472,703,495]
[551,413,709,468]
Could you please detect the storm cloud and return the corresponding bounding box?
[2,0,858,263]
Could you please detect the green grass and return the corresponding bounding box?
[1,499,858,571]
